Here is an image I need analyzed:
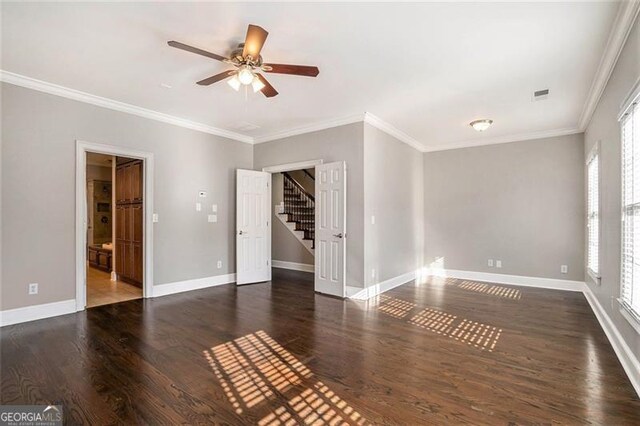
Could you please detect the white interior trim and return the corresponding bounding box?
[363,112,424,152]
[76,140,154,310]
[0,299,77,327]
[424,127,582,153]
[253,114,365,144]
[152,273,236,297]
[583,284,640,397]
[347,271,417,300]
[426,268,585,292]
[579,0,640,130]
[618,74,640,121]
[262,159,324,173]
[272,260,314,273]
[0,70,253,144]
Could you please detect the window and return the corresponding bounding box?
[587,146,599,279]
[621,95,640,321]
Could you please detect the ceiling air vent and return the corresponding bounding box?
[533,89,549,101]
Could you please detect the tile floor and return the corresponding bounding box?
[86,266,142,308]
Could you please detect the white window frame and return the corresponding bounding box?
[586,142,600,283]
[619,79,640,332]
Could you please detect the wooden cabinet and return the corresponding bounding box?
[115,159,143,288]
[88,246,112,273]
[115,160,143,204]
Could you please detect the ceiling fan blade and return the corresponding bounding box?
[256,74,278,98]
[167,41,227,62]
[196,71,234,86]
[242,25,269,60]
[263,63,319,77]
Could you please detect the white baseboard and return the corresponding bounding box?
[427,268,584,292]
[347,271,416,300]
[272,260,314,273]
[152,273,236,298]
[582,284,640,397]
[0,299,77,327]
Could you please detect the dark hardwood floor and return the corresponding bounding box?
[2,269,639,424]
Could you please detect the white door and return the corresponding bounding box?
[236,169,271,285]
[315,161,346,297]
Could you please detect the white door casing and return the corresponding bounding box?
[236,169,272,285]
[314,161,346,297]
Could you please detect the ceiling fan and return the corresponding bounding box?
[168,24,319,98]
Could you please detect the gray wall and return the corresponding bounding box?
[424,133,585,281]
[253,123,365,288]
[584,15,640,361]
[1,83,252,310]
[364,124,424,284]
[271,173,315,265]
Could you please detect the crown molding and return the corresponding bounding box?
[423,127,582,153]
[578,0,640,131]
[254,111,427,153]
[0,70,254,144]
[363,112,425,152]
[253,113,365,144]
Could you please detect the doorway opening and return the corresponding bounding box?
[76,141,154,310]
[271,168,316,282]
[85,153,143,307]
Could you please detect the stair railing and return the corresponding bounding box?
[282,172,315,244]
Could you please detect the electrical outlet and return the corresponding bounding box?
[208,214,217,223]
[152,213,159,223]
[371,269,376,280]
[217,260,222,269]
[212,204,218,213]
[28,283,38,295]
[488,259,494,267]
[561,265,568,274]
[496,260,502,268]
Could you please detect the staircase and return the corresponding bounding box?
[277,172,315,254]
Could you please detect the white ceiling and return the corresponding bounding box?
[0,2,620,150]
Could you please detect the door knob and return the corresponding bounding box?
[238,230,245,235]
[333,233,343,238]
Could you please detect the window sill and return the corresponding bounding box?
[587,269,601,285]
[617,299,640,335]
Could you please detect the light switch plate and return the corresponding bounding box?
[208,214,217,223]
[496,260,502,268]
[561,265,568,274]
[217,260,222,269]
[488,259,494,267]
[371,215,376,225]
[212,204,217,213]
[153,213,159,223]
[28,283,38,295]
[196,202,202,212]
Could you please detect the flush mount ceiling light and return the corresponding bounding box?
[470,119,494,132]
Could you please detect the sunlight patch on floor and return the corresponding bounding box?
[375,295,416,319]
[258,381,367,426]
[458,281,522,300]
[409,308,502,352]
[204,331,369,424]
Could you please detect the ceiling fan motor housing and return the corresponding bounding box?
[231,43,263,68]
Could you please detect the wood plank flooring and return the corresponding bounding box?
[1,269,639,424]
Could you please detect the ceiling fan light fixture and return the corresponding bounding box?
[470,119,493,132]
[227,74,241,91]
[238,66,255,85]
[251,76,265,93]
